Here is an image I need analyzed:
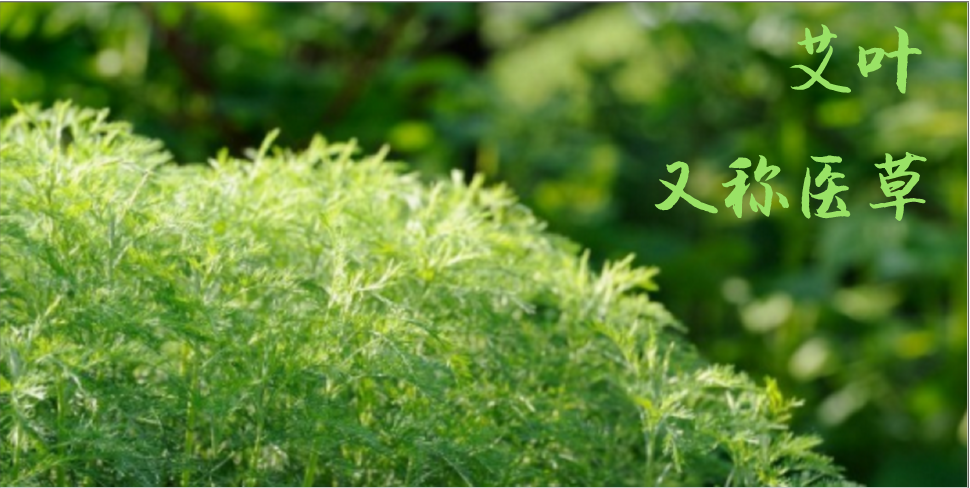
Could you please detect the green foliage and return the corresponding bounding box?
[0,103,850,486]
[0,5,965,484]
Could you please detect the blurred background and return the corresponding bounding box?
[1,3,965,485]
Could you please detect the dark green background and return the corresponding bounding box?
[1,3,966,485]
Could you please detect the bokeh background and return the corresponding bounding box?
[1,3,966,486]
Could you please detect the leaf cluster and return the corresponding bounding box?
[1,103,850,486]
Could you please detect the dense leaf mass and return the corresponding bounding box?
[1,104,850,486]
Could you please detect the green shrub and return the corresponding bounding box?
[0,103,851,486]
